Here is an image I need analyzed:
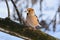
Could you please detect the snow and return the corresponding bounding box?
[0,2,8,18]
[45,24,60,38]
[0,0,60,40]
[0,32,23,40]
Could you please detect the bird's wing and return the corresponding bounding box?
[35,15,39,23]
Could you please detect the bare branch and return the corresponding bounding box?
[0,28,31,40]
[5,0,10,18]
[53,12,57,32]
[11,0,22,23]
[48,13,57,32]
[0,18,58,40]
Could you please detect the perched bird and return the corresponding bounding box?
[25,8,42,30]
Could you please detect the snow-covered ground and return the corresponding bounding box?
[0,0,60,40]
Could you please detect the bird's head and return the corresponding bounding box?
[25,8,35,15]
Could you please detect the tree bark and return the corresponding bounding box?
[0,18,58,40]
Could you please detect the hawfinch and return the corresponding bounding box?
[25,8,42,30]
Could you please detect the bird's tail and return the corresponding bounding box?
[36,24,42,29]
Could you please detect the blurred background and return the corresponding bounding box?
[0,0,60,40]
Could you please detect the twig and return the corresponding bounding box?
[11,0,22,23]
[5,0,10,18]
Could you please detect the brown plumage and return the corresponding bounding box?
[25,8,42,30]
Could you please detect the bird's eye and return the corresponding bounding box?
[27,13,28,15]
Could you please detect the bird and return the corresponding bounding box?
[25,8,42,30]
